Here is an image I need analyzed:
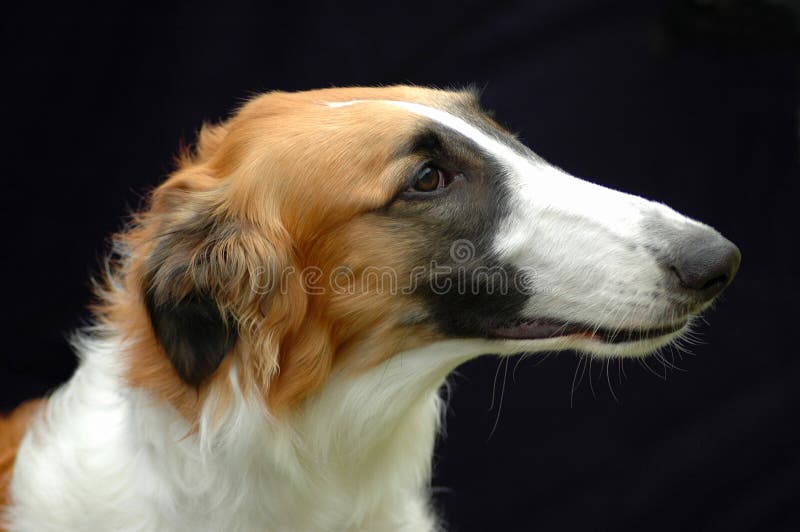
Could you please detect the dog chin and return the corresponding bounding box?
[486,319,690,359]
[565,328,686,358]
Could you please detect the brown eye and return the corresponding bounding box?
[412,166,443,192]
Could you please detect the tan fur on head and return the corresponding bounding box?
[2,83,740,532]
[94,87,462,421]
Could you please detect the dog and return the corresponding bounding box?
[0,86,739,531]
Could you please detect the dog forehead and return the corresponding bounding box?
[315,85,478,108]
[322,89,480,131]
[241,86,475,120]
[231,87,492,164]
[217,87,512,232]
[320,90,529,171]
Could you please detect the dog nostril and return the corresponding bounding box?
[700,274,728,292]
[669,265,729,292]
[666,230,741,301]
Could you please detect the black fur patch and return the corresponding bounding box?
[145,289,237,387]
[381,121,530,337]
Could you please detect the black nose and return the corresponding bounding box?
[664,229,741,302]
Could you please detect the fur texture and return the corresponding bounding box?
[0,86,739,531]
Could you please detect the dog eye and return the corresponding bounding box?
[411,165,447,193]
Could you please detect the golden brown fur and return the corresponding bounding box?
[94,87,472,421]
[0,87,474,507]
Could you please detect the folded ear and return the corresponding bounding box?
[141,184,268,388]
[133,116,333,406]
[145,288,236,388]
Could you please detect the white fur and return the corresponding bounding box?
[6,100,705,531]
[6,334,456,531]
[331,99,707,354]
[4,333,673,531]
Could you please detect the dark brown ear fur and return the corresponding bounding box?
[128,112,339,409]
[141,188,238,387]
[144,286,236,388]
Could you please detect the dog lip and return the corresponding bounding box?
[488,318,686,344]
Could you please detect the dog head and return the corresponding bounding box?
[105,86,739,416]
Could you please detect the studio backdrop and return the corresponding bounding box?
[2,1,798,530]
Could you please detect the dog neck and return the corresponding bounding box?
[8,334,486,530]
[132,340,483,529]
[54,336,486,529]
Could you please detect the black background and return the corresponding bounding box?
[2,1,798,530]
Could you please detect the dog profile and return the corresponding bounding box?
[0,86,739,531]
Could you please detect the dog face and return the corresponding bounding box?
[108,86,739,415]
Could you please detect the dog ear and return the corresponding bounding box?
[144,287,236,388]
[132,116,335,406]
[141,182,260,388]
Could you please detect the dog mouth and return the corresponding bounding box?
[489,318,686,344]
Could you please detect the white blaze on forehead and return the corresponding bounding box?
[328,98,705,330]
[327,100,689,236]
[328,98,528,172]
[327,99,694,238]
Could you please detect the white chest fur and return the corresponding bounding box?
[4,337,486,532]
